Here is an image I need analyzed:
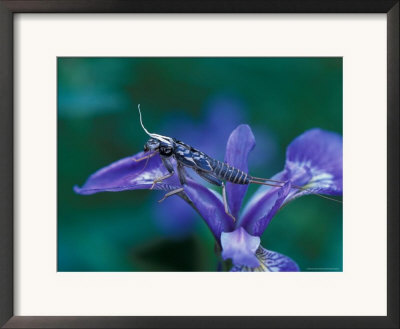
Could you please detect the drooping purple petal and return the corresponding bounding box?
[224,125,255,218]
[220,227,260,268]
[240,182,292,236]
[284,128,342,196]
[231,246,299,272]
[74,152,180,195]
[183,180,234,242]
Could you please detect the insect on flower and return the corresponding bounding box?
[74,119,343,271]
[135,105,341,222]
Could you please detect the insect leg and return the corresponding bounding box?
[158,187,185,203]
[150,157,175,190]
[177,163,187,185]
[162,156,174,173]
[250,177,342,204]
[195,170,236,222]
[222,182,236,223]
[133,152,156,162]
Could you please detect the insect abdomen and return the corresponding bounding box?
[212,160,249,185]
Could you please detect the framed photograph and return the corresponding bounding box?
[59,56,344,274]
[1,1,398,328]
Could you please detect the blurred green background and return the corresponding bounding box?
[58,57,342,272]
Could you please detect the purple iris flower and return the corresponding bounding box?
[74,126,342,271]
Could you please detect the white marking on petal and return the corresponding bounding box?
[310,172,333,182]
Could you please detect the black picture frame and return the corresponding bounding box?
[0,1,398,328]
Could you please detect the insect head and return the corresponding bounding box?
[139,105,175,157]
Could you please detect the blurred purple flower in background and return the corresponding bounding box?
[75,123,342,271]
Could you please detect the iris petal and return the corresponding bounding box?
[231,246,299,272]
[284,128,342,196]
[74,152,180,195]
[221,227,260,268]
[240,182,291,236]
[239,171,286,221]
[184,180,235,242]
[224,124,255,219]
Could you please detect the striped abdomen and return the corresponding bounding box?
[212,160,250,185]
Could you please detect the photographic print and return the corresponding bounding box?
[58,57,343,272]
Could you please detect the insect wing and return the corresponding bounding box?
[174,144,197,167]
[191,151,214,172]
[174,141,213,171]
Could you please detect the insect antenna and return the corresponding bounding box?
[138,104,152,137]
[249,178,342,204]
[137,104,174,145]
[133,152,156,163]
